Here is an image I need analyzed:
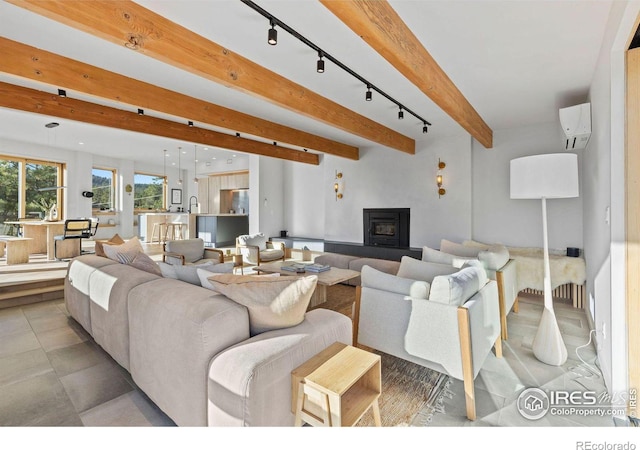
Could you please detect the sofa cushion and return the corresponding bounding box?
[95,233,125,258]
[258,248,285,262]
[429,265,488,306]
[396,256,457,283]
[158,261,234,285]
[477,244,510,271]
[314,253,359,269]
[422,246,478,268]
[361,265,430,299]
[207,274,317,335]
[129,252,162,277]
[103,236,144,263]
[439,239,485,258]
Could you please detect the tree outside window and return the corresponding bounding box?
[134,173,166,210]
[92,167,116,211]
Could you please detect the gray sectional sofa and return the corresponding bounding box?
[64,254,351,426]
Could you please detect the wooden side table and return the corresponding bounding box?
[292,342,381,427]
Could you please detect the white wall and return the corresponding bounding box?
[472,122,584,250]
[584,0,639,403]
[285,134,473,249]
[249,155,284,238]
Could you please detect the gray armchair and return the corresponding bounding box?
[235,233,285,265]
[354,259,502,420]
[163,238,224,265]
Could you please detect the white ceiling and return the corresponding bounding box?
[0,0,613,168]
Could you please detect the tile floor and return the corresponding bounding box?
[424,295,621,427]
[0,289,628,428]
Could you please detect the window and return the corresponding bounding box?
[134,172,166,210]
[92,167,116,211]
[0,155,64,235]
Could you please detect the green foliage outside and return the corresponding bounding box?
[0,159,58,235]
[92,172,113,210]
[134,175,165,210]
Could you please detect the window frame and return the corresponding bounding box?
[91,166,117,212]
[0,154,65,220]
[133,171,167,212]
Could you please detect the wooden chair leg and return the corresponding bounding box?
[494,336,503,358]
[513,296,520,313]
[457,307,476,421]
[353,286,362,347]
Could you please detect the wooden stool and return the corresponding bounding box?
[165,223,184,241]
[292,342,381,427]
[151,223,167,244]
[1,237,33,265]
[0,240,5,258]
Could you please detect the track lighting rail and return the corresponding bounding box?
[240,0,431,130]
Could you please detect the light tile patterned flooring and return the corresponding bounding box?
[0,289,621,427]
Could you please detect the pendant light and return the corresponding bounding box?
[177,146,183,185]
[194,144,199,184]
[163,149,168,185]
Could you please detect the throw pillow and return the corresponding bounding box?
[439,239,485,258]
[103,236,143,264]
[158,261,235,285]
[207,274,317,335]
[197,268,227,291]
[128,252,162,277]
[477,244,510,271]
[239,233,268,251]
[396,256,457,283]
[95,233,125,257]
[361,265,430,299]
[421,246,477,268]
[429,265,488,306]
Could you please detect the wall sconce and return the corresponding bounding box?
[334,171,343,200]
[437,159,446,198]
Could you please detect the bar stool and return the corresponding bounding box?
[150,222,167,244]
[164,223,184,241]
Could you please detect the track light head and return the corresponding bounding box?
[188,121,193,127]
[268,20,277,45]
[138,108,144,115]
[58,89,66,98]
[398,106,404,120]
[423,123,428,133]
[365,86,372,101]
[317,52,325,73]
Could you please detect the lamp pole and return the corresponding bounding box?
[532,196,568,366]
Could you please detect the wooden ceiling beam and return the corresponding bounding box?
[320,0,493,149]
[0,37,357,161]
[0,81,319,165]
[7,0,415,154]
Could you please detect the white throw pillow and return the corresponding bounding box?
[103,236,144,264]
[396,256,457,283]
[439,239,484,258]
[477,244,510,270]
[361,265,430,299]
[422,246,478,268]
[157,261,234,285]
[239,233,268,251]
[207,274,317,335]
[429,265,488,306]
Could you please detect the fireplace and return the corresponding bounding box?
[363,208,410,248]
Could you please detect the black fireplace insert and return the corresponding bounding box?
[363,208,410,248]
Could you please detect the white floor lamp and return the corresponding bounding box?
[510,153,579,366]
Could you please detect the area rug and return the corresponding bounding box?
[310,283,451,426]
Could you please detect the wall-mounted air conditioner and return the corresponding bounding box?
[559,102,591,150]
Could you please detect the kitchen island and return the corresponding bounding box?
[188,214,249,247]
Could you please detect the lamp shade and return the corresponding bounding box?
[510,153,579,199]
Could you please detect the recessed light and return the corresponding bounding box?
[78,142,84,145]
[171,162,176,166]
[232,154,237,158]
[45,122,59,128]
